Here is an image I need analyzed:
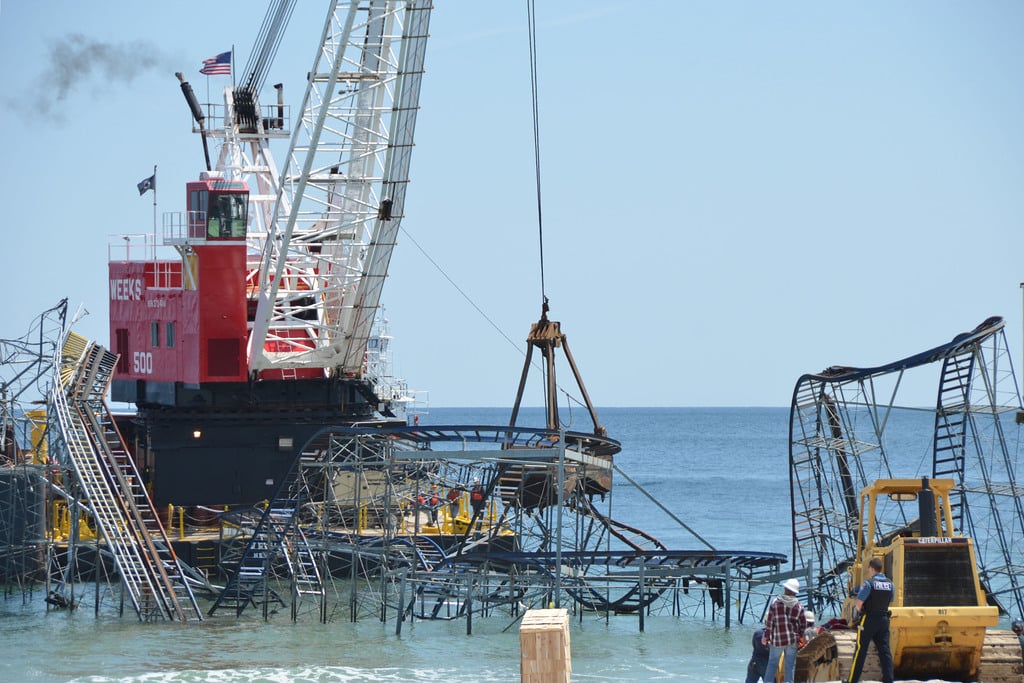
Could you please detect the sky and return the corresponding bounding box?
[2,2,1024,409]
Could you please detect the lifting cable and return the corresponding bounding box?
[526,0,547,310]
[396,2,585,423]
[241,0,297,94]
[526,0,580,425]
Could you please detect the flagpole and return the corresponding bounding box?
[152,164,157,251]
[231,45,236,88]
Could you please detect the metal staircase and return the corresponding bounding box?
[931,348,975,529]
[282,524,325,622]
[410,535,446,570]
[52,333,202,621]
[208,452,324,620]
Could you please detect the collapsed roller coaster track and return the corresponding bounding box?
[789,316,1024,618]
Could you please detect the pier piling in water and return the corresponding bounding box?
[520,608,571,682]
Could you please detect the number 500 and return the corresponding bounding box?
[132,351,153,374]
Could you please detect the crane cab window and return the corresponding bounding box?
[207,192,248,240]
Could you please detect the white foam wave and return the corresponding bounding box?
[69,664,513,683]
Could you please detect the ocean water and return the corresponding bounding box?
[0,406,986,682]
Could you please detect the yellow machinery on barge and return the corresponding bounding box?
[819,478,1023,682]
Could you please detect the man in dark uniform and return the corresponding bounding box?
[847,556,894,683]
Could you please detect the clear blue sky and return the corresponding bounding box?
[2,2,1023,409]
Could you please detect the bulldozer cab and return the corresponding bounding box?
[844,478,988,612]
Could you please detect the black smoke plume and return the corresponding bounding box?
[13,34,173,122]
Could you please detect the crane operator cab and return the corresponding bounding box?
[186,174,248,241]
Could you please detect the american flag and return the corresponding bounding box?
[200,51,231,76]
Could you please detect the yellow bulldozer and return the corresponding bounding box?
[809,478,1023,682]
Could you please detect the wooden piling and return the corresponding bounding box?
[520,608,571,683]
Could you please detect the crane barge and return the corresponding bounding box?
[108,0,431,510]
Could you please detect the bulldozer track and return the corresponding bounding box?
[828,629,1023,683]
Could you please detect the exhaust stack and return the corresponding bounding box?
[274,83,284,129]
[918,477,938,537]
[175,72,211,172]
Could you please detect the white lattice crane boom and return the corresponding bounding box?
[249,0,431,376]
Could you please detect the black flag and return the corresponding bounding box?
[137,174,156,195]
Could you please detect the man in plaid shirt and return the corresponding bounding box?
[762,577,808,683]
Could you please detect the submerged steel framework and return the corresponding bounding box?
[0,465,46,593]
[789,317,1024,618]
[4,314,787,625]
[206,424,787,628]
[1,302,68,592]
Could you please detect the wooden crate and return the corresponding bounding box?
[520,608,571,683]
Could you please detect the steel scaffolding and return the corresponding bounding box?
[1,301,67,597]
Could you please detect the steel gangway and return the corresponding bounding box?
[51,332,202,621]
[78,396,205,617]
[207,450,324,620]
